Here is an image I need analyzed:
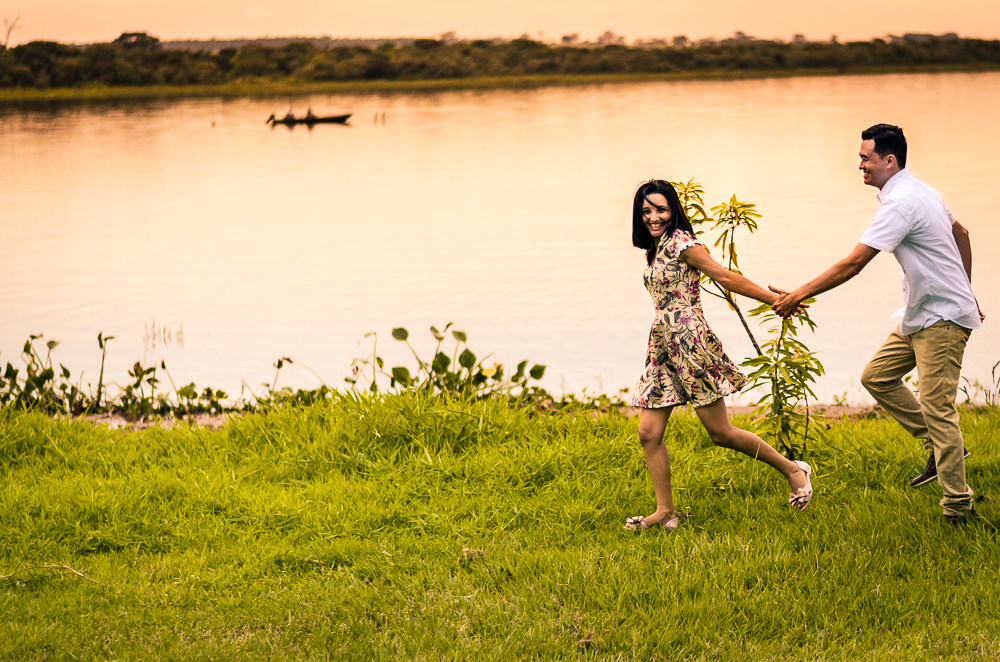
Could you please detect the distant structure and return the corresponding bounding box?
[113,32,161,50]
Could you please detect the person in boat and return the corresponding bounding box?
[624,179,814,532]
[283,107,295,122]
[305,107,316,120]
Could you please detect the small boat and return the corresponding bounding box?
[266,113,352,126]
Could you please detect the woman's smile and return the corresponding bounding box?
[642,192,672,239]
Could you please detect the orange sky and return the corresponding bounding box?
[7,0,1000,45]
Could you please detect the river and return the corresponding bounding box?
[2,72,998,405]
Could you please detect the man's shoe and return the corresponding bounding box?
[909,448,971,488]
[945,507,981,525]
[909,453,937,487]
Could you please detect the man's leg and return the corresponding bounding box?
[860,327,929,443]
[911,321,974,517]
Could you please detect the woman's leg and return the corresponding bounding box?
[694,398,808,493]
[632,406,677,525]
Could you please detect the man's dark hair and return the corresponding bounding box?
[862,123,907,168]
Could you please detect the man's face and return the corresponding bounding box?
[859,139,895,189]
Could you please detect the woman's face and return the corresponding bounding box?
[641,193,672,240]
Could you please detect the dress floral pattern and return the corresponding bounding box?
[631,230,748,409]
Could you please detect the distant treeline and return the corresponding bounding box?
[3,34,1000,89]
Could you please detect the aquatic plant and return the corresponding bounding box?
[346,322,549,402]
[0,334,88,413]
[0,324,578,420]
[0,334,230,418]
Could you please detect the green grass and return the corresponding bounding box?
[1,397,998,660]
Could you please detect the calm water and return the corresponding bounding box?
[2,72,998,404]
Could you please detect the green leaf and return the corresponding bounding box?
[430,325,445,341]
[391,366,412,386]
[431,352,451,374]
[458,348,476,369]
[513,359,528,381]
[452,330,467,343]
[529,364,546,380]
[391,327,409,341]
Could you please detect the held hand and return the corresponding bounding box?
[769,285,803,318]
[767,285,788,310]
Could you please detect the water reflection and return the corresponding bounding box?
[2,73,998,403]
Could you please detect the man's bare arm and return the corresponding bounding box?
[952,220,972,281]
[771,243,879,317]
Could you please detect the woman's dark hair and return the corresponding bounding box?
[861,123,907,169]
[631,179,696,257]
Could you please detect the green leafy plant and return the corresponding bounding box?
[1,326,559,420]
[674,179,765,355]
[346,323,548,401]
[95,332,114,410]
[0,334,88,413]
[674,179,825,458]
[115,361,160,417]
[0,333,233,419]
[742,303,826,459]
[253,356,333,409]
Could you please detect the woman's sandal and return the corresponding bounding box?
[788,460,814,511]
[623,513,686,531]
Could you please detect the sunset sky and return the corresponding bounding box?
[8,0,1000,46]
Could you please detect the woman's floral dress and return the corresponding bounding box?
[631,230,748,409]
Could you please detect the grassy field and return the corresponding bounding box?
[1,396,998,660]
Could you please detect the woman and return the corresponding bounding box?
[625,180,813,531]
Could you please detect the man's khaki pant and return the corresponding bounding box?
[861,320,974,517]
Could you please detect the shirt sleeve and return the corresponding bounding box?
[667,231,703,259]
[859,199,910,253]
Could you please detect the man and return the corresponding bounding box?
[772,123,984,523]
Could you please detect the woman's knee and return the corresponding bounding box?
[637,424,662,447]
[637,408,672,447]
[704,424,735,448]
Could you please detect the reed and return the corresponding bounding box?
[1,397,997,660]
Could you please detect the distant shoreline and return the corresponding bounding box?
[2,64,998,104]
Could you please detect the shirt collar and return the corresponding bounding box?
[877,168,909,202]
